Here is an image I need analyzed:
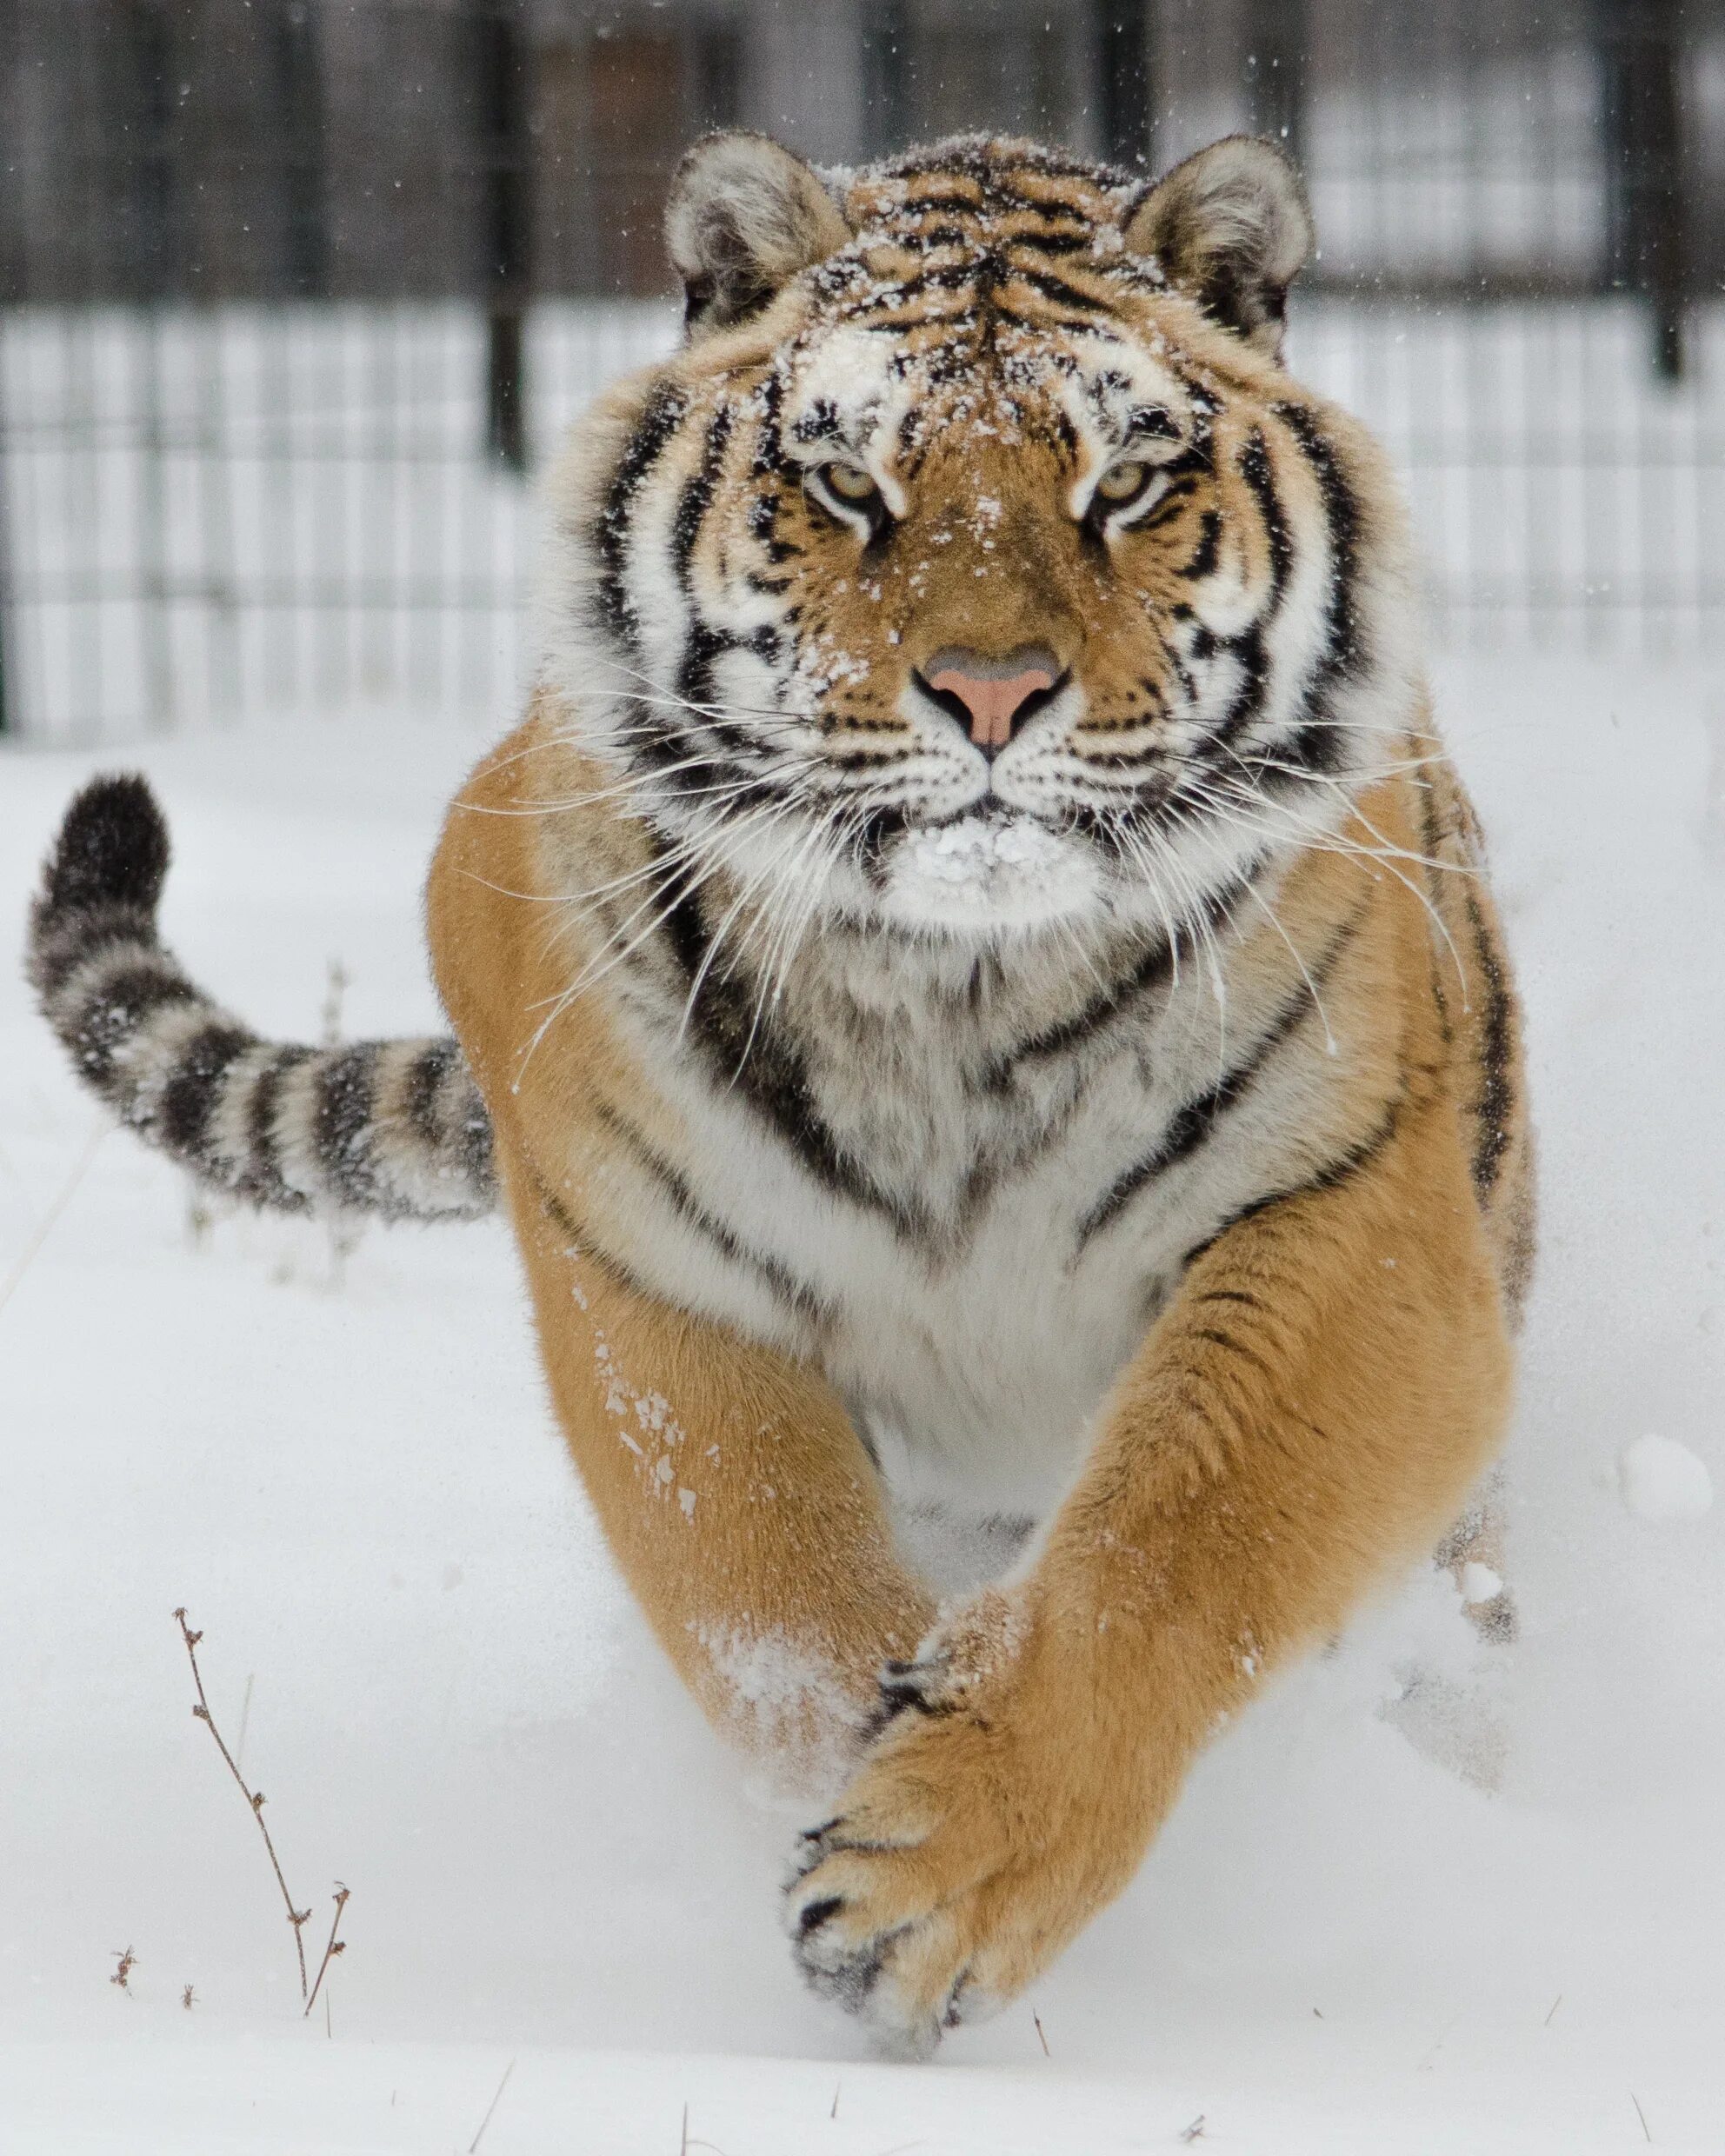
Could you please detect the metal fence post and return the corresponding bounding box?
[1245,0,1306,168]
[862,1,913,157]
[0,343,10,737]
[476,1,531,472]
[274,0,330,298]
[1598,0,1691,382]
[1096,2,1153,170]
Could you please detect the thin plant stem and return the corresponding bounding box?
[469,2059,516,2153]
[172,1607,310,2000]
[303,1884,350,2020]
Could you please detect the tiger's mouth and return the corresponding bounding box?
[872,806,1104,936]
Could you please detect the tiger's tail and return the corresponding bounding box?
[26,775,496,1223]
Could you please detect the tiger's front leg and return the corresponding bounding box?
[503,1156,937,1793]
[429,722,936,1796]
[786,1067,1515,2054]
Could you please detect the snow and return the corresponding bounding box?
[889,812,1097,929]
[1617,1434,1715,1526]
[3,650,1725,2150]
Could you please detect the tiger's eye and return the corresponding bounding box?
[825,462,879,503]
[1095,460,1150,502]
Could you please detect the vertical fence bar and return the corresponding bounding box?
[1245,0,1306,163]
[476,1,532,474]
[0,321,10,736]
[693,16,743,134]
[1598,0,1692,382]
[862,1,914,156]
[274,0,330,300]
[1096,1,1153,170]
[135,309,172,732]
[196,309,240,722]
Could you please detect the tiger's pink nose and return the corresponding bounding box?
[922,647,1062,755]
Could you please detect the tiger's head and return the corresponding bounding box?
[543,131,1419,945]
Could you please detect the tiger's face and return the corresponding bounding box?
[546,134,1418,946]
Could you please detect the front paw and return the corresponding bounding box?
[783,1591,1153,2057]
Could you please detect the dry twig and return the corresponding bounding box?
[303,1885,350,2019]
[1033,2009,1050,2057]
[182,1982,196,2011]
[1181,2118,1207,2144]
[676,2104,734,2156]
[1631,2091,1653,2145]
[110,1946,136,1994]
[468,2059,516,2153]
[172,1607,311,2000]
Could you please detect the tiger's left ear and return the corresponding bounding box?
[1123,136,1315,356]
[666,131,852,340]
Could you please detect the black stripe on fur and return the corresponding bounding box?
[1076,900,1367,1251]
[37,774,169,920]
[28,776,496,1225]
[1271,402,1365,775]
[244,1046,315,1213]
[1464,890,1516,1200]
[316,1041,384,1211]
[591,1096,829,1323]
[158,1022,253,1158]
[1189,1090,1406,1261]
[595,383,689,656]
[66,963,199,1089]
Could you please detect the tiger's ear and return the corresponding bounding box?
[666,131,852,340]
[1123,136,1315,356]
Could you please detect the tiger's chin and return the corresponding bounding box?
[874,813,1106,938]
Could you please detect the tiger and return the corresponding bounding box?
[29,129,1532,2056]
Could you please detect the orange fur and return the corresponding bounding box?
[428,684,1526,2032]
[31,130,1534,2052]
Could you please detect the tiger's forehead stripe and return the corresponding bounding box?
[754,140,1198,482]
[813,139,1157,338]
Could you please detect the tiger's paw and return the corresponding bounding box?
[782,1589,1155,2057]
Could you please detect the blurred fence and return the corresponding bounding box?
[1,0,1722,742]
[0,302,674,739]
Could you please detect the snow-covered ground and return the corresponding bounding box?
[3,652,1724,2151]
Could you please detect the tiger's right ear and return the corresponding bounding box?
[666,132,851,340]
[1123,136,1315,356]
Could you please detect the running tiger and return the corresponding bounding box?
[30,130,1532,2054]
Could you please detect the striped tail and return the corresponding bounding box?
[26,775,496,1223]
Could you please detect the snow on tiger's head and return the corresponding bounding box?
[540,131,1421,944]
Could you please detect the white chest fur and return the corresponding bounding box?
[586,909,1337,1531]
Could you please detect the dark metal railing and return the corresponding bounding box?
[1,0,1721,736]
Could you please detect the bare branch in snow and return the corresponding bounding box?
[303,1884,350,2020]
[173,1607,313,2001]
[468,2058,516,2153]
